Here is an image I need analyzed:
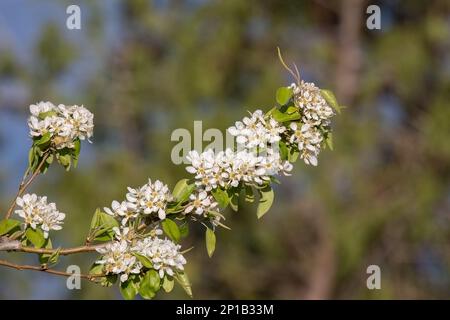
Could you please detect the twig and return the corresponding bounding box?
[0,259,104,281]
[5,153,50,220]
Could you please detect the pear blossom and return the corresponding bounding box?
[184,190,218,215]
[96,240,142,282]
[132,237,187,278]
[15,193,65,238]
[289,122,322,166]
[104,200,138,225]
[228,110,285,149]
[290,81,334,126]
[27,101,94,150]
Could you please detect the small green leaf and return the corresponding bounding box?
[38,111,57,120]
[90,208,119,241]
[179,223,189,238]
[325,132,334,151]
[28,147,35,168]
[279,141,288,160]
[36,132,51,146]
[0,219,21,236]
[256,186,274,219]
[161,219,181,243]
[175,272,193,298]
[139,270,160,299]
[320,89,341,114]
[271,109,301,123]
[25,228,46,248]
[89,264,104,275]
[205,227,216,258]
[244,184,255,203]
[72,139,81,168]
[162,275,174,293]
[172,179,196,205]
[47,247,60,265]
[276,87,293,105]
[211,188,229,208]
[120,279,138,300]
[133,253,153,269]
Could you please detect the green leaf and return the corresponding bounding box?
[179,223,189,238]
[205,227,216,258]
[172,179,196,205]
[28,147,35,168]
[47,247,60,265]
[89,264,104,275]
[90,208,119,241]
[279,141,289,160]
[133,253,153,269]
[228,188,239,212]
[0,219,21,236]
[161,219,181,243]
[38,110,57,119]
[175,272,193,298]
[25,228,46,248]
[139,270,160,299]
[288,147,299,162]
[320,89,341,114]
[162,275,175,293]
[58,153,71,170]
[276,87,293,105]
[271,109,301,123]
[120,279,138,300]
[211,188,229,208]
[256,186,274,219]
[72,139,81,168]
[244,184,255,203]
[325,132,334,151]
[36,132,51,146]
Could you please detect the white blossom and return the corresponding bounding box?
[184,190,218,216]
[289,122,322,166]
[290,81,334,126]
[228,110,285,149]
[15,193,65,238]
[104,200,138,226]
[138,179,173,220]
[96,240,142,282]
[27,102,94,149]
[132,237,187,278]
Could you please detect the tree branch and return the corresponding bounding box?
[5,153,50,220]
[0,259,104,281]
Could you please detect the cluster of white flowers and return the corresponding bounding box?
[96,240,142,283]
[288,122,322,166]
[15,193,65,238]
[184,190,218,216]
[186,148,292,191]
[228,110,285,149]
[289,81,334,127]
[28,101,94,149]
[284,81,335,166]
[104,179,174,225]
[132,237,187,278]
[96,229,187,281]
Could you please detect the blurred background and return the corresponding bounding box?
[0,0,449,299]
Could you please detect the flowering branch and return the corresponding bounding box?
[0,55,344,299]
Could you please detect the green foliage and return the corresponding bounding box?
[161,219,181,243]
[0,219,21,236]
[276,86,293,105]
[89,208,119,241]
[25,228,46,248]
[256,186,274,219]
[211,187,229,208]
[205,227,216,258]
[174,272,193,298]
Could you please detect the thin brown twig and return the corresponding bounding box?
[5,153,50,220]
[0,259,104,281]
